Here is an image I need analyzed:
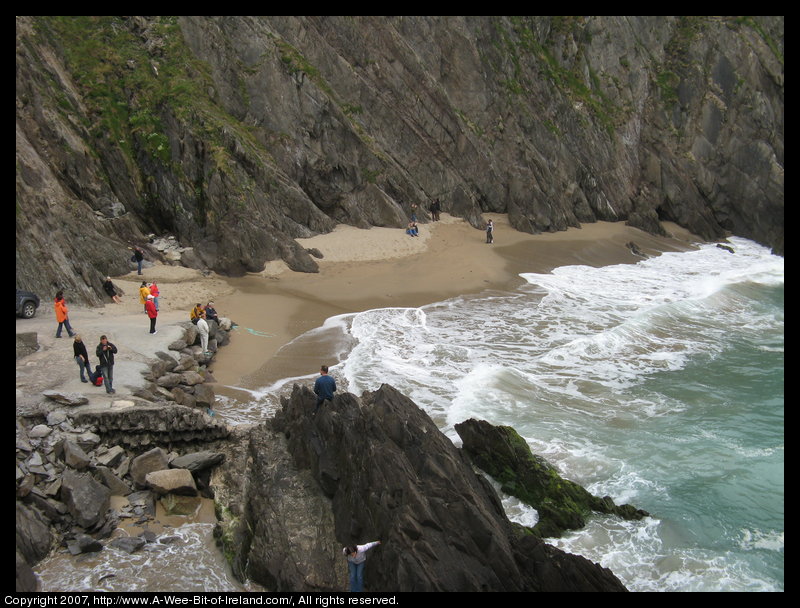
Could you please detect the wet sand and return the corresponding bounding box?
[209,215,701,397]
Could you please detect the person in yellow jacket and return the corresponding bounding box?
[139,281,151,313]
[190,302,204,324]
[54,291,76,338]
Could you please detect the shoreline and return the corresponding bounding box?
[15,214,702,411]
[209,215,702,398]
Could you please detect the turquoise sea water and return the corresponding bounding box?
[315,236,783,591]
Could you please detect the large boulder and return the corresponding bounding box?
[455,418,649,539]
[130,447,169,488]
[60,469,111,529]
[16,502,52,566]
[269,383,628,592]
[169,451,225,473]
[145,468,197,496]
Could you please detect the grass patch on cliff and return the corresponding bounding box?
[35,17,197,165]
[491,17,621,136]
[32,16,287,229]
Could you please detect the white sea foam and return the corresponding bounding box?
[38,524,252,592]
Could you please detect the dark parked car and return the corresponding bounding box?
[16,289,40,318]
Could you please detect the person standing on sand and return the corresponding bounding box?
[72,335,92,383]
[197,310,210,355]
[96,335,118,394]
[54,291,76,338]
[343,541,381,592]
[145,295,158,334]
[148,281,160,311]
[131,246,145,275]
[485,219,494,244]
[139,282,150,313]
[430,198,441,221]
[314,365,337,414]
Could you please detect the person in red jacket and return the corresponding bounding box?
[54,291,76,338]
[145,295,158,334]
[148,281,160,311]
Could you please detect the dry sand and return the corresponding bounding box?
[16,214,702,408]
[209,214,701,396]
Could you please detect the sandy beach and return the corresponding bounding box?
[16,214,702,408]
[208,214,701,396]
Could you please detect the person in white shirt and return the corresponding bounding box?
[343,540,381,592]
[197,311,210,355]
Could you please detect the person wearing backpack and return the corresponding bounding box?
[96,335,118,394]
[90,365,104,386]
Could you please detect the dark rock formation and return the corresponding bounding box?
[16,17,783,304]
[455,418,649,539]
[60,469,111,529]
[16,502,53,567]
[259,383,627,592]
[212,425,345,591]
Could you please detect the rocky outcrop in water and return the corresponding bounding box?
[455,418,649,538]
[16,17,783,303]
[227,383,628,592]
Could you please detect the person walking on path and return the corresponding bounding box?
[197,310,210,355]
[343,541,381,592]
[103,277,122,304]
[96,335,118,394]
[72,335,92,383]
[145,295,158,334]
[148,281,160,311]
[485,219,494,244]
[54,291,76,338]
[313,365,337,414]
[139,282,151,313]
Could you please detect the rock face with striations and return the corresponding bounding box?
[262,383,627,592]
[16,17,783,304]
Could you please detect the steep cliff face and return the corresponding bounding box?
[16,16,783,303]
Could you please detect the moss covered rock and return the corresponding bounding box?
[455,418,649,538]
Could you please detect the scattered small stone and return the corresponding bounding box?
[42,390,89,406]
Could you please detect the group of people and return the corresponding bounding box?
[137,281,162,334]
[54,291,119,394]
[190,301,219,356]
[72,333,118,394]
[56,270,225,393]
[402,199,493,244]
